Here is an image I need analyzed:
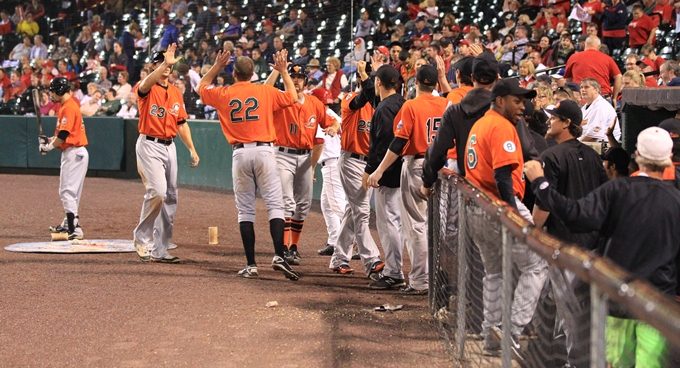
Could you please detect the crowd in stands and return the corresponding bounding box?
[0,0,678,119]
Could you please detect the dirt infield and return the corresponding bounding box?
[0,174,450,367]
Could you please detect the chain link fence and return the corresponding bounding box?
[429,173,680,367]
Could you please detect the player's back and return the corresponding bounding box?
[397,94,449,155]
[340,92,373,156]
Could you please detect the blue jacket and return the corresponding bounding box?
[600,2,628,31]
[160,25,180,48]
[667,78,680,87]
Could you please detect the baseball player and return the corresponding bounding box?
[42,77,89,240]
[465,78,548,359]
[328,72,385,278]
[197,49,301,280]
[264,64,340,265]
[133,44,200,263]
[367,65,449,294]
[359,56,404,289]
[308,88,348,257]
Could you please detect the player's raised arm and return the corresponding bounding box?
[197,50,232,95]
[139,43,179,95]
[274,50,298,103]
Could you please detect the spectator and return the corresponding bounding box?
[19,64,32,87]
[9,35,33,61]
[38,90,54,115]
[277,9,299,38]
[170,0,188,15]
[518,59,536,88]
[533,5,558,31]
[629,4,658,49]
[16,12,39,37]
[81,90,103,117]
[355,11,376,39]
[3,70,27,102]
[89,14,104,34]
[74,26,95,57]
[30,34,47,60]
[155,8,170,26]
[0,11,12,36]
[41,60,55,80]
[108,42,128,76]
[113,72,132,100]
[564,36,622,102]
[297,8,316,37]
[187,62,201,91]
[553,85,575,104]
[320,57,348,106]
[69,53,83,74]
[586,22,599,38]
[160,19,182,49]
[374,18,394,46]
[582,0,604,34]
[660,60,680,86]
[342,38,371,76]
[257,40,273,65]
[256,20,276,54]
[196,2,218,36]
[579,78,620,142]
[50,36,73,62]
[601,147,630,179]
[96,88,121,116]
[95,27,116,61]
[410,17,432,40]
[498,25,529,68]
[640,43,666,71]
[56,59,77,82]
[18,72,40,114]
[653,0,674,27]
[221,14,242,40]
[625,53,641,71]
[248,48,267,81]
[306,58,322,82]
[175,78,199,118]
[600,0,628,52]
[98,68,112,91]
[500,13,516,37]
[80,83,99,105]
[10,5,22,26]
[622,70,646,89]
[528,50,546,72]
[636,58,660,87]
[292,43,312,66]
[116,93,138,118]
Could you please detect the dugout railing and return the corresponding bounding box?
[428,173,680,368]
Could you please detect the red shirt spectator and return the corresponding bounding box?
[564,39,622,97]
[582,0,604,33]
[652,0,674,26]
[629,5,657,48]
[0,11,11,36]
[534,13,559,30]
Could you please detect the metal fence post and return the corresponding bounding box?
[455,187,467,365]
[501,225,513,368]
[427,180,436,312]
[590,284,608,368]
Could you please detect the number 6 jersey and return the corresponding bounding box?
[137,82,188,139]
[200,81,295,145]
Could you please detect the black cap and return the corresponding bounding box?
[388,41,403,49]
[659,118,680,135]
[210,2,219,7]
[544,100,582,125]
[174,18,183,25]
[453,56,474,78]
[151,51,165,63]
[491,78,537,99]
[564,82,580,93]
[601,147,630,171]
[536,74,551,84]
[472,52,499,85]
[416,65,438,86]
[370,65,400,85]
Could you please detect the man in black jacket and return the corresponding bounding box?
[357,59,405,290]
[525,127,680,368]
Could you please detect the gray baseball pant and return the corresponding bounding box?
[275,149,312,221]
[400,156,428,290]
[59,146,88,216]
[374,186,403,280]
[232,145,285,222]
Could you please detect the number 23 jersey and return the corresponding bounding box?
[200,81,295,145]
[137,83,188,139]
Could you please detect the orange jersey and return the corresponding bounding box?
[55,97,87,149]
[631,165,678,180]
[394,94,449,156]
[340,92,373,156]
[273,94,332,149]
[200,81,295,145]
[137,83,187,139]
[446,86,474,160]
[465,109,525,200]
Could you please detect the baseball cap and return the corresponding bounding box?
[544,100,582,125]
[416,17,426,22]
[377,45,390,55]
[417,65,438,86]
[354,38,363,45]
[636,127,673,164]
[491,78,537,100]
[637,58,655,70]
[564,82,580,92]
[210,2,219,7]
[151,51,165,63]
[450,25,461,32]
[536,74,552,84]
[659,118,680,136]
[601,147,630,169]
[415,34,431,41]
[504,13,514,21]
[552,68,565,79]
[389,41,403,49]
[472,53,499,85]
[174,18,183,25]
[453,56,474,78]
[238,36,248,43]
[458,39,470,47]
[43,60,54,68]
[191,61,201,68]
[262,20,274,27]
[462,25,470,33]
[370,65,400,85]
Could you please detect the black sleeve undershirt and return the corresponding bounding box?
[57,130,70,140]
[494,165,517,209]
[388,137,407,155]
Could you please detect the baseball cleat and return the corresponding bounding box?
[50,218,68,233]
[272,255,300,281]
[400,285,428,295]
[237,265,259,278]
[282,249,295,264]
[150,255,180,263]
[317,244,334,256]
[290,249,301,265]
[331,264,354,275]
[369,261,385,274]
[368,275,406,290]
[368,272,382,282]
[67,226,84,240]
[351,252,360,260]
[134,241,151,262]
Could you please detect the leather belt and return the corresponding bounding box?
[349,153,368,162]
[321,158,338,166]
[278,147,310,155]
[414,154,425,159]
[233,142,272,149]
[146,135,173,145]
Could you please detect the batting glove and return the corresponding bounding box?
[38,135,49,145]
[40,142,54,154]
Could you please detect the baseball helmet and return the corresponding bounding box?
[289,64,307,77]
[49,77,71,96]
[310,88,334,105]
[151,51,165,64]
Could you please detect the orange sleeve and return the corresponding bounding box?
[60,105,79,134]
[394,104,413,141]
[317,103,332,129]
[268,85,296,112]
[199,84,224,107]
[490,122,522,170]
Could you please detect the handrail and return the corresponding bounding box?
[448,172,680,349]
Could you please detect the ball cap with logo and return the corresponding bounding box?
[491,78,537,100]
[544,100,583,125]
[416,65,438,86]
[370,65,400,85]
[637,127,673,166]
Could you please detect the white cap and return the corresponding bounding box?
[238,37,248,44]
[637,127,673,163]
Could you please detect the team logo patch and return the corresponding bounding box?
[396,120,403,130]
[170,102,180,116]
[593,126,601,132]
[503,141,516,153]
[539,181,549,190]
[205,85,214,90]
[305,115,317,129]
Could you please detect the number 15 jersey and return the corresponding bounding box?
[137,83,188,139]
[200,81,295,145]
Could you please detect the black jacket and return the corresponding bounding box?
[355,77,404,188]
[422,88,539,188]
[532,175,680,297]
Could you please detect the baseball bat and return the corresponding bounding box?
[32,89,46,155]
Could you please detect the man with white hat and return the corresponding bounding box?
[524,127,680,368]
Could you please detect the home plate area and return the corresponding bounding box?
[4,240,177,253]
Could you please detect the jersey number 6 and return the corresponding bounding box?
[229,97,260,123]
[467,134,478,170]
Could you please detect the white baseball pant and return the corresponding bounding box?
[59,146,89,216]
[320,157,346,247]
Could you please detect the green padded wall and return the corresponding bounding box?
[0,117,28,167]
